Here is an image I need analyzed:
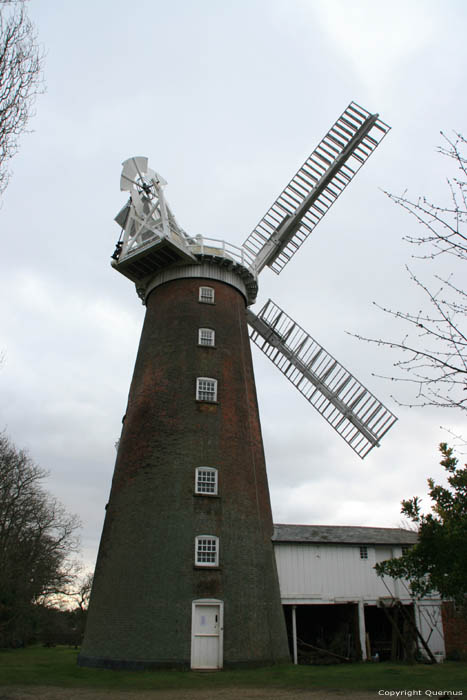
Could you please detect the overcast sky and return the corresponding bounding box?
[1,0,466,570]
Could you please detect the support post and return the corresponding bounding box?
[358,600,367,661]
[397,601,436,664]
[292,605,298,665]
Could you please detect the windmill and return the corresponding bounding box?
[79,102,397,671]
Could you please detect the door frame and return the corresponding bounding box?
[190,598,224,669]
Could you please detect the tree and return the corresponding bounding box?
[0,433,81,646]
[35,571,94,647]
[0,0,44,195]
[375,443,467,607]
[68,571,93,644]
[354,132,467,413]
[75,571,93,612]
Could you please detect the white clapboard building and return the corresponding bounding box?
[272,524,445,664]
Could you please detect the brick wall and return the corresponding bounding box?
[442,602,467,659]
[80,273,289,668]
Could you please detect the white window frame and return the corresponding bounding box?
[196,377,217,402]
[359,545,368,560]
[195,535,219,567]
[199,286,215,304]
[198,328,215,347]
[195,467,218,495]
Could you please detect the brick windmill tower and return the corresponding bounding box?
[80,102,397,670]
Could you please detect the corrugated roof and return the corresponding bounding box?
[272,524,418,546]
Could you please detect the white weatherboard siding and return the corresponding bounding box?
[274,542,406,603]
[416,601,446,661]
[272,529,446,662]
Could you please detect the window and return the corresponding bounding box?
[198,328,215,346]
[199,286,214,303]
[402,545,411,555]
[195,535,219,567]
[359,546,368,560]
[196,377,217,402]
[195,467,218,495]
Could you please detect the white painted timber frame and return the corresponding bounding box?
[198,328,215,346]
[117,157,191,262]
[199,286,215,303]
[195,535,219,567]
[195,467,218,495]
[196,377,217,402]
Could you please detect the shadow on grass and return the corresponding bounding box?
[0,646,466,693]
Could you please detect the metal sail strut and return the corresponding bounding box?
[243,102,390,275]
[247,300,397,459]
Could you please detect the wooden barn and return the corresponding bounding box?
[273,524,446,664]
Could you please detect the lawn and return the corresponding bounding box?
[0,647,465,694]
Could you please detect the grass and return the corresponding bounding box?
[0,646,466,693]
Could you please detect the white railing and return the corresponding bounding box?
[184,234,256,272]
[117,227,257,278]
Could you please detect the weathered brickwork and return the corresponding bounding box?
[79,273,289,669]
[442,602,467,659]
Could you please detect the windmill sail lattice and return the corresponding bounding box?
[247,300,397,458]
[242,102,390,274]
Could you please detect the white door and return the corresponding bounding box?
[191,600,223,669]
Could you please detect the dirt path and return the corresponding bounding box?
[0,687,378,700]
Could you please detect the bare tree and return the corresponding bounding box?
[0,433,81,646]
[0,0,44,195]
[62,570,93,613]
[354,132,467,413]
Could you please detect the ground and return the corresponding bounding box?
[0,689,379,700]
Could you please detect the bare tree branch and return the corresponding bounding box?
[0,0,44,195]
[353,132,467,414]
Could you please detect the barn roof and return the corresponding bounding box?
[272,524,418,546]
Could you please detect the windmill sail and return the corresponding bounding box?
[243,102,390,275]
[247,300,397,458]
